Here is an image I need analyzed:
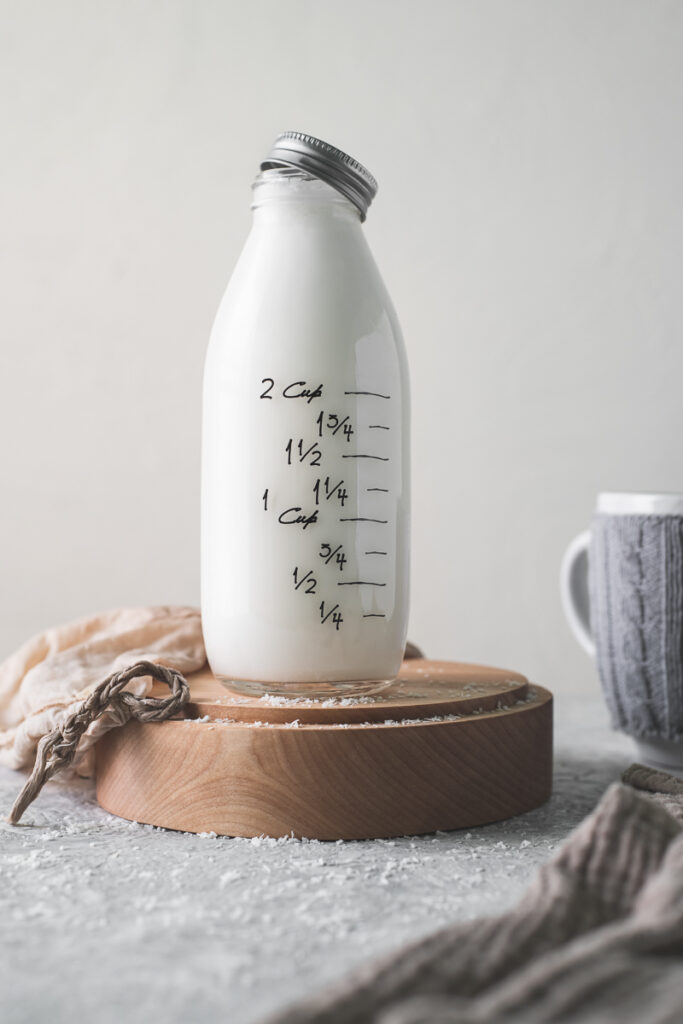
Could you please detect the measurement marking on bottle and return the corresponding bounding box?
[342,454,390,461]
[365,550,387,555]
[313,477,347,505]
[339,517,388,524]
[292,567,317,593]
[319,542,346,569]
[344,390,391,399]
[368,425,390,430]
[367,487,389,493]
[320,601,343,629]
[316,411,354,441]
[332,416,350,435]
[363,613,386,618]
[285,438,322,466]
[338,580,386,587]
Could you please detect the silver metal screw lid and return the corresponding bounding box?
[260,131,378,221]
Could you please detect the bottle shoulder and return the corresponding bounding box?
[207,220,406,364]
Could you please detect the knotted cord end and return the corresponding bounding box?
[7,660,190,825]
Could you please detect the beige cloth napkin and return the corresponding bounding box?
[0,606,206,776]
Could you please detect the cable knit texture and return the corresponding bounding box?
[589,513,683,739]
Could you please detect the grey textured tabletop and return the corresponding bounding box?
[0,692,631,1024]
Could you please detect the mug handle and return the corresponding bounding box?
[559,530,595,658]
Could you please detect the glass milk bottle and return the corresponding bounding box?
[201,132,410,698]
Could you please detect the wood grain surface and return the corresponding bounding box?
[97,659,553,840]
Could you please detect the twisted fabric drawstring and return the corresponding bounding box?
[7,660,189,825]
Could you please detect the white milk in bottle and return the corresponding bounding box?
[201,132,410,697]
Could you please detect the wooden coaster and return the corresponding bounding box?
[96,659,553,840]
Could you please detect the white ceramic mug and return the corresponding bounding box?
[561,491,683,773]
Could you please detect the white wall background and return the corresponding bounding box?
[2,0,682,697]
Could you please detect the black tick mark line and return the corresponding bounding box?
[344,391,391,400]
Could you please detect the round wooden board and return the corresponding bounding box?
[96,659,553,840]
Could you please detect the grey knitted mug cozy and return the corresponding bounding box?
[590,513,683,740]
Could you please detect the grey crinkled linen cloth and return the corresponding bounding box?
[268,765,683,1024]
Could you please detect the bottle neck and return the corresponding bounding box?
[251,168,362,225]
